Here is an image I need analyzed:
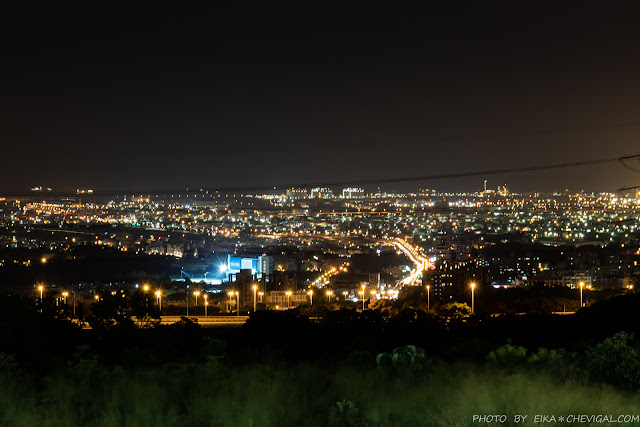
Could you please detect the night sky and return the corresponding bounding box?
[3,4,640,193]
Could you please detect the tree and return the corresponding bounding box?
[436,302,471,319]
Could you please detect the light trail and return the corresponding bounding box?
[391,238,434,286]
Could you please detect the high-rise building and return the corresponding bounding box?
[432,258,487,300]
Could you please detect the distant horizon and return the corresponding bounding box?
[3,153,638,196]
[5,182,638,198]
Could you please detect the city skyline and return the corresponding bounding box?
[5,155,640,198]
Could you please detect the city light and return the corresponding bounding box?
[286,291,292,308]
[471,283,475,314]
[193,291,200,306]
[253,285,257,312]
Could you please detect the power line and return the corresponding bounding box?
[619,185,640,193]
[2,154,639,198]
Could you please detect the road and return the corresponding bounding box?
[159,315,249,327]
[391,238,434,286]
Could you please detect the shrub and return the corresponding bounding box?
[486,340,528,369]
[328,400,363,427]
[201,338,228,366]
[376,345,428,369]
[585,332,640,391]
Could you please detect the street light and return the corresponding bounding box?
[38,285,44,301]
[579,281,584,309]
[253,285,257,312]
[143,284,149,317]
[471,282,475,314]
[361,284,366,310]
[426,285,430,311]
[193,291,200,306]
[286,291,292,308]
[308,289,313,305]
[342,291,348,302]
[204,294,208,317]
[62,291,68,305]
[155,291,162,311]
[326,290,333,302]
[236,291,240,316]
[259,291,264,303]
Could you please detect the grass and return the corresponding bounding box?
[1,361,638,426]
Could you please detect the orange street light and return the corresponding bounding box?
[326,290,333,302]
[193,291,200,306]
[253,285,258,312]
[470,282,476,314]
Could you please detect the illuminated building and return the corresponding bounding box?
[286,188,308,199]
[224,254,273,282]
[341,187,365,198]
[310,187,333,199]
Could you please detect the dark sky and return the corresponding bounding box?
[3,3,640,194]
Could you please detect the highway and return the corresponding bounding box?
[255,231,434,288]
[391,238,434,286]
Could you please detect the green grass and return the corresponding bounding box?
[1,362,638,426]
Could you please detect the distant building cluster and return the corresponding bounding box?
[0,188,638,306]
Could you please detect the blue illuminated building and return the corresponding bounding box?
[223,255,273,282]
